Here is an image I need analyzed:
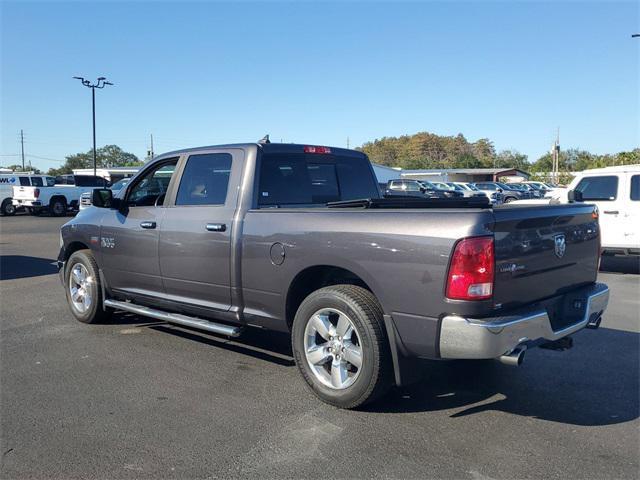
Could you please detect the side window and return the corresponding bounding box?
[175,153,232,206]
[575,175,618,201]
[630,175,639,201]
[127,160,178,207]
[45,177,56,187]
[19,177,30,186]
[31,177,44,186]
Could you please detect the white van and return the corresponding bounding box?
[570,165,639,255]
[0,174,55,216]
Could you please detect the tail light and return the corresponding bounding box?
[304,145,331,154]
[34,188,40,198]
[446,236,494,300]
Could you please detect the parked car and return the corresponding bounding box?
[0,174,55,216]
[58,142,609,409]
[450,182,502,204]
[385,179,462,198]
[13,175,109,216]
[79,178,131,210]
[473,182,525,203]
[444,182,489,199]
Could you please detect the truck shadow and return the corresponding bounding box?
[0,255,58,280]
[600,256,640,275]
[367,327,639,426]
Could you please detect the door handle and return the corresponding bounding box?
[140,221,156,229]
[603,210,619,215]
[206,223,226,232]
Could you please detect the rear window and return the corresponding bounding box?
[631,175,639,201]
[257,153,378,207]
[575,175,618,201]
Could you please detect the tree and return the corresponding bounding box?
[494,150,530,170]
[47,145,142,176]
[4,164,42,174]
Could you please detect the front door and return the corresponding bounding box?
[100,159,179,298]
[159,150,240,311]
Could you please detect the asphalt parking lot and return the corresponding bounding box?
[1,214,638,479]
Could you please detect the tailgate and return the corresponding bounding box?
[492,203,600,310]
[12,186,37,201]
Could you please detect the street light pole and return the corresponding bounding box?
[73,76,114,177]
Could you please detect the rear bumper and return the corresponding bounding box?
[12,199,41,207]
[439,282,609,359]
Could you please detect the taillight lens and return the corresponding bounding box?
[446,236,494,300]
[34,188,40,198]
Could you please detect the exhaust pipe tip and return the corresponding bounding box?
[499,347,526,367]
[586,315,602,330]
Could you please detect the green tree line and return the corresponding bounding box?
[45,145,142,176]
[358,132,639,180]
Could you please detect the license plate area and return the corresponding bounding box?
[544,294,587,331]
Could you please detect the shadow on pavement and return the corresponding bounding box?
[107,309,638,427]
[109,311,294,365]
[367,327,639,426]
[600,255,640,275]
[0,255,58,280]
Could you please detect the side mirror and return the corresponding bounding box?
[567,190,583,202]
[92,188,114,208]
[497,188,503,193]
[420,187,426,193]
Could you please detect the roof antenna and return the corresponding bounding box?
[258,134,271,144]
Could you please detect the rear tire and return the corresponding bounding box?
[50,198,67,217]
[65,250,112,324]
[1,199,16,216]
[291,285,392,409]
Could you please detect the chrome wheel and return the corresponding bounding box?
[303,308,363,390]
[68,263,93,313]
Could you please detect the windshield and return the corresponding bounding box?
[465,183,479,191]
[526,183,542,190]
[447,183,464,191]
[110,179,130,191]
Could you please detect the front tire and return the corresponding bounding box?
[1,199,16,216]
[292,285,392,409]
[64,250,112,324]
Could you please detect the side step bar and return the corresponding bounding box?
[103,299,243,337]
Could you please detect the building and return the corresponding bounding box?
[72,166,140,183]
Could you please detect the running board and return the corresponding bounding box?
[103,299,243,337]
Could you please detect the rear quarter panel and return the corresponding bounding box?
[240,208,494,334]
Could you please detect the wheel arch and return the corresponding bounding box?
[285,265,382,331]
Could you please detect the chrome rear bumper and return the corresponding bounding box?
[439,283,609,359]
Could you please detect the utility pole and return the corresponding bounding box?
[73,76,114,176]
[147,133,154,160]
[347,137,350,149]
[551,127,560,184]
[20,129,25,170]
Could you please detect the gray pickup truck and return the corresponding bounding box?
[58,142,609,408]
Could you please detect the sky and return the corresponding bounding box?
[1,0,638,172]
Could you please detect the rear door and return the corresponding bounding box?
[158,149,242,311]
[573,174,623,248]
